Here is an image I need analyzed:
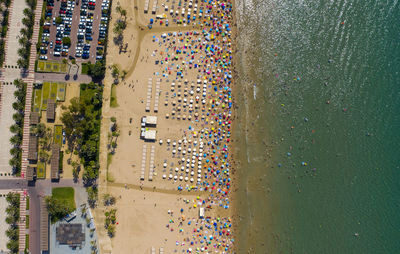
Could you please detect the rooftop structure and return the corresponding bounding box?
[28,135,38,161]
[30,112,40,125]
[40,198,49,252]
[56,223,85,248]
[142,116,157,127]
[26,166,36,181]
[50,144,60,180]
[47,99,56,122]
[144,130,157,141]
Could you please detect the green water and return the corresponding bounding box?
[234,0,400,253]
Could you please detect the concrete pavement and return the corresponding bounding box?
[35,72,92,84]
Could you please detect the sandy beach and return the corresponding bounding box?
[94,0,235,253]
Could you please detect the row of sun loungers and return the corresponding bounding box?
[154,79,160,112]
[150,247,164,254]
[152,0,158,14]
[148,145,155,181]
[141,144,147,180]
[144,0,150,13]
[146,78,152,112]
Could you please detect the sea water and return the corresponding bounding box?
[234,0,400,253]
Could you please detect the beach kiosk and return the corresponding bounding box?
[144,130,157,141]
[142,116,157,127]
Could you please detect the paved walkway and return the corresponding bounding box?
[4,0,28,67]
[35,72,92,84]
[0,83,17,175]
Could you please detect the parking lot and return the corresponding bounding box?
[39,0,110,63]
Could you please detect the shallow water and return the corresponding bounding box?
[234,0,400,253]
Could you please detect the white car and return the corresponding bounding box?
[39,55,47,60]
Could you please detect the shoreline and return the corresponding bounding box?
[95,0,237,253]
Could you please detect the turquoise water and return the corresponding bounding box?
[234,0,400,253]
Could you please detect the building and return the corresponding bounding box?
[40,198,49,253]
[143,116,157,127]
[56,223,85,248]
[28,135,38,162]
[50,144,60,180]
[144,130,157,141]
[30,112,40,125]
[26,166,36,181]
[47,99,56,122]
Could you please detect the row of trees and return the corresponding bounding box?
[4,192,20,253]
[104,208,117,237]
[61,82,103,207]
[113,5,127,49]
[17,0,36,69]
[9,79,26,175]
[0,0,12,66]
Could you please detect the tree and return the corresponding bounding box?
[87,61,106,80]
[21,17,33,28]
[23,8,33,19]
[107,224,116,237]
[12,101,24,112]
[103,194,116,206]
[9,124,21,134]
[120,9,127,18]
[82,164,98,185]
[87,186,98,208]
[6,240,18,253]
[121,70,127,80]
[45,196,73,223]
[39,150,49,162]
[55,16,63,25]
[62,37,71,46]
[5,228,18,240]
[111,64,120,79]
[9,135,22,145]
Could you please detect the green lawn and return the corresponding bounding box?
[37,61,45,71]
[50,82,58,101]
[37,161,45,179]
[36,60,67,73]
[52,187,76,212]
[25,234,29,252]
[57,83,66,101]
[33,82,66,111]
[53,125,63,146]
[26,215,29,228]
[110,84,118,108]
[33,89,42,113]
[81,62,89,74]
[41,82,51,110]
